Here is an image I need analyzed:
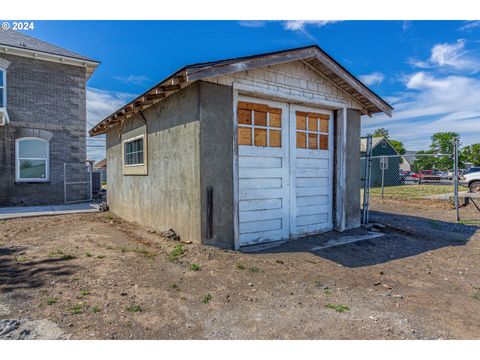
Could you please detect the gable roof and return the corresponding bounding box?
[89,45,393,136]
[0,30,99,78]
[360,137,399,154]
[94,158,107,168]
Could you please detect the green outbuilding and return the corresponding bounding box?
[360,137,400,187]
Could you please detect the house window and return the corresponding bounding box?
[237,101,282,147]
[296,111,329,150]
[380,156,388,170]
[382,141,386,148]
[124,136,144,166]
[0,68,5,108]
[15,138,49,182]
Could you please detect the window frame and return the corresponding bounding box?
[237,102,282,148]
[382,141,386,148]
[295,111,329,150]
[15,137,50,182]
[379,156,389,170]
[0,67,6,109]
[123,134,145,167]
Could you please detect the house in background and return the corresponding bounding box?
[94,158,107,183]
[90,45,393,249]
[400,156,412,172]
[361,137,400,186]
[0,30,98,206]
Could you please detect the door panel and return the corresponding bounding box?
[290,105,333,237]
[238,97,290,246]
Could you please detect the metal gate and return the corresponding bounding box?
[64,162,93,204]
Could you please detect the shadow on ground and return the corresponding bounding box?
[246,211,478,268]
[0,247,77,293]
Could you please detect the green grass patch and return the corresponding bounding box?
[90,306,101,313]
[236,262,245,270]
[169,283,179,290]
[324,303,350,313]
[105,212,113,220]
[188,263,201,271]
[120,246,129,253]
[85,252,93,257]
[134,247,157,259]
[48,249,64,257]
[71,303,83,314]
[46,297,58,305]
[14,255,30,263]
[80,289,90,296]
[248,266,260,273]
[460,219,480,226]
[368,185,468,200]
[126,304,143,313]
[168,244,185,262]
[61,254,76,261]
[202,293,212,304]
[324,289,333,295]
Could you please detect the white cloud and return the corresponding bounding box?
[282,20,338,31]
[459,21,480,31]
[411,39,480,72]
[86,87,136,161]
[359,71,384,86]
[362,71,480,150]
[114,75,151,87]
[238,21,267,28]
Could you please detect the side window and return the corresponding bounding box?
[296,111,329,150]
[0,68,5,108]
[16,137,49,182]
[382,141,386,148]
[123,136,144,166]
[237,101,282,148]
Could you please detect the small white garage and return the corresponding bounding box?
[90,45,393,249]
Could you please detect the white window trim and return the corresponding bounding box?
[123,134,145,167]
[15,137,49,182]
[382,141,386,148]
[380,156,389,170]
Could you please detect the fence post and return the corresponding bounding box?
[381,158,385,199]
[454,139,460,222]
[362,135,373,224]
[64,163,67,204]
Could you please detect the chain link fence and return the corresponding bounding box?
[361,136,462,223]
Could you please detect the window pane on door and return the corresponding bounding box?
[270,130,281,147]
[238,127,252,145]
[254,128,267,147]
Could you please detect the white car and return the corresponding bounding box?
[460,167,480,193]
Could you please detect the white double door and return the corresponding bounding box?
[238,96,333,246]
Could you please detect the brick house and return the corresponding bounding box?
[0,30,99,206]
[90,46,392,249]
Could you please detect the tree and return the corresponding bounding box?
[372,128,389,138]
[412,150,437,172]
[429,132,460,170]
[461,143,480,166]
[389,139,406,155]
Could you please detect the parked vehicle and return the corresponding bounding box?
[460,171,480,193]
[434,170,449,179]
[465,166,480,175]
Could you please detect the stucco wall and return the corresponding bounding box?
[106,83,202,243]
[198,81,234,248]
[0,54,87,206]
[334,108,361,231]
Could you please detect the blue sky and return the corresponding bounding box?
[18,20,480,160]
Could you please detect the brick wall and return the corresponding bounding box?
[0,53,87,206]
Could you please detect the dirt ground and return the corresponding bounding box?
[1,199,480,340]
